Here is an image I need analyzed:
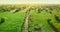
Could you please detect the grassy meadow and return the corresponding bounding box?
[0,4,60,32]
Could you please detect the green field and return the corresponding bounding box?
[0,11,26,32]
[28,7,60,32]
[0,5,60,32]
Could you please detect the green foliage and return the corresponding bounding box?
[0,11,26,32]
[0,5,60,32]
[28,6,60,32]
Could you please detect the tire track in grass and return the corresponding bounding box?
[20,7,31,32]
